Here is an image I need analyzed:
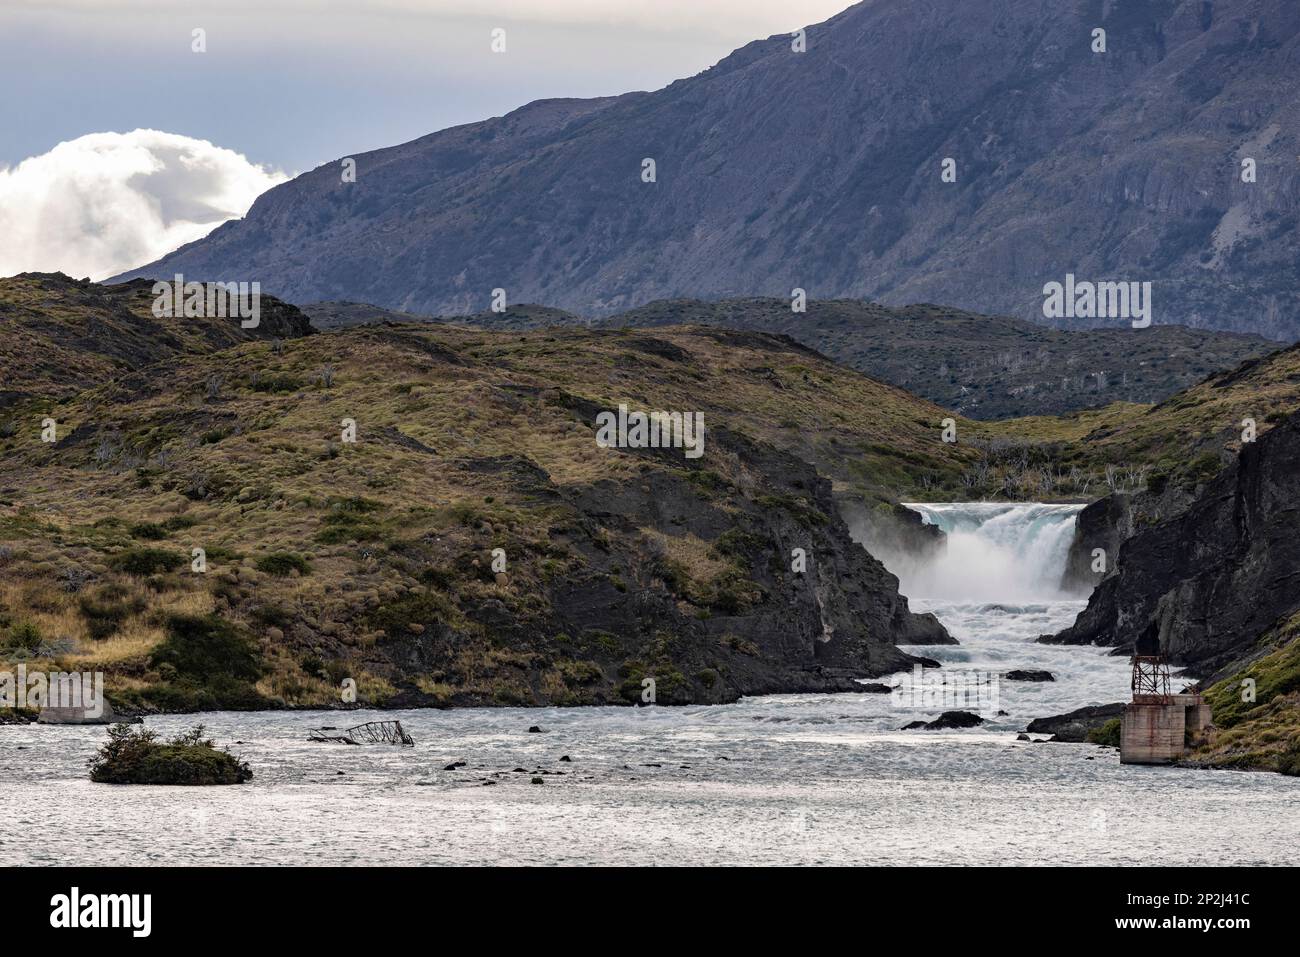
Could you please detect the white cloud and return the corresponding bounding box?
[0,130,287,281]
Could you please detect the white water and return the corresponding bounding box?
[899,502,1088,601]
[890,502,1131,724]
[3,503,1296,865]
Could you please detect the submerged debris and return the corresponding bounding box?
[308,720,414,746]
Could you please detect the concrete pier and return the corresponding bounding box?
[1120,693,1213,764]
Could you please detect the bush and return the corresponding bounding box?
[1277,741,1300,777]
[150,614,262,683]
[142,614,266,710]
[79,586,148,641]
[111,547,184,575]
[249,373,302,394]
[89,723,252,785]
[5,620,42,652]
[254,552,312,577]
[1086,718,1122,747]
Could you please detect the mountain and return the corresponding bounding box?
[600,298,1275,418]
[4,276,1300,712]
[116,0,1300,339]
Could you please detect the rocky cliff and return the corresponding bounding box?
[1046,411,1300,676]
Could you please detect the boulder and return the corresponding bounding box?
[1025,703,1125,742]
[902,710,985,730]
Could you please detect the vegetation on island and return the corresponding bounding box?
[88,723,252,785]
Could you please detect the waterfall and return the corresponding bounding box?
[856,501,1131,727]
[896,503,1083,602]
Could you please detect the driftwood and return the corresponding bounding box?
[308,720,414,746]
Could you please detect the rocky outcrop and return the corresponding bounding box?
[903,710,985,730]
[498,398,955,705]
[1004,670,1054,682]
[1058,493,1134,596]
[1025,704,1126,742]
[38,700,141,725]
[1059,483,1203,595]
[1046,413,1300,676]
[841,501,945,569]
[0,273,314,407]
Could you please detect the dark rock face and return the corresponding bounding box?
[518,403,954,704]
[842,501,946,570]
[1059,482,1202,595]
[1046,414,1300,675]
[1058,493,1133,596]
[116,0,1300,340]
[903,710,985,730]
[1025,703,1126,742]
[1004,670,1054,682]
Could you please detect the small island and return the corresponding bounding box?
[89,723,252,785]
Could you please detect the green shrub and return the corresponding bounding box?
[1277,741,1300,777]
[1086,718,1121,747]
[315,511,383,544]
[249,374,302,394]
[6,620,42,651]
[151,614,261,682]
[143,614,266,710]
[111,547,184,575]
[79,586,148,641]
[254,552,312,577]
[368,589,456,636]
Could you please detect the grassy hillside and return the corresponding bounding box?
[1189,612,1300,775]
[0,273,312,407]
[1,311,963,712]
[1009,340,1300,501]
[4,276,1300,717]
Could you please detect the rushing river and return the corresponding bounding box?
[3,504,1297,865]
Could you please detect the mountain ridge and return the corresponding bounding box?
[114,0,1300,339]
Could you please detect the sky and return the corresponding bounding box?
[0,0,854,279]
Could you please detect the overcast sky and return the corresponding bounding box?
[2,0,854,173]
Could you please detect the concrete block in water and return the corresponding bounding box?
[1120,695,1214,764]
[1121,702,1185,764]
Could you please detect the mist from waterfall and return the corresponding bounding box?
[895,503,1085,602]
